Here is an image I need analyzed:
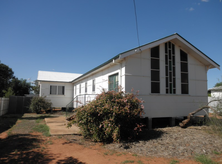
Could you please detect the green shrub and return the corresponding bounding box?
[68,89,144,142]
[30,96,52,114]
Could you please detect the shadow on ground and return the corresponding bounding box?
[56,157,86,164]
[0,114,23,134]
[137,129,164,141]
[20,114,58,121]
[0,134,54,164]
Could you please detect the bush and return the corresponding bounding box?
[68,89,144,142]
[30,96,52,114]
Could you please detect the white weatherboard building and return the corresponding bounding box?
[37,33,220,128]
[37,71,82,108]
[208,86,222,113]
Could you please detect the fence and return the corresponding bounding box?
[8,96,33,114]
[0,98,9,116]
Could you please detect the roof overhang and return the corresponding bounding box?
[72,57,123,83]
[120,33,220,70]
[72,33,220,83]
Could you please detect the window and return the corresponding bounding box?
[75,86,76,95]
[180,50,189,94]
[109,73,119,92]
[92,79,95,92]
[85,82,87,93]
[50,85,65,95]
[50,86,57,95]
[165,42,176,94]
[79,84,81,94]
[58,86,65,95]
[151,46,160,93]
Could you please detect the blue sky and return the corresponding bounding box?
[0,0,221,88]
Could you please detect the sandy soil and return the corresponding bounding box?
[1,113,221,164]
[0,130,201,164]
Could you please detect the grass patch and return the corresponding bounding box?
[170,159,179,164]
[132,153,138,157]
[121,160,135,164]
[35,118,42,123]
[213,151,222,155]
[45,140,53,145]
[32,124,50,136]
[7,129,13,136]
[137,160,144,164]
[104,151,109,155]
[195,154,218,164]
[206,114,222,137]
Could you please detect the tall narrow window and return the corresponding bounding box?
[92,79,95,92]
[165,42,176,94]
[85,82,87,93]
[58,86,65,95]
[79,84,81,94]
[50,86,57,95]
[109,73,119,92]
[151,46,160,93]
[75,86,76,95]
[180,50,189,94]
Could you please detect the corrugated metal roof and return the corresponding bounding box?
[209,86,222,91]
[72,33,220,83]
[37,71,82,82]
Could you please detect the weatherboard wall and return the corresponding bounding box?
[39,81,73,108]
[73,62,126,107]
[124,42,208,118]
[72,41,208,118]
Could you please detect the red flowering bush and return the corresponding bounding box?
[67,89,145,142]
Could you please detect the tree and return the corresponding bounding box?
[10,78,31,96]
[0,61,14,97]
[31,80,39,95]
[214,82,222,87]
[3,87,15,98]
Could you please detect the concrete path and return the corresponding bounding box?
[45,116,80,135]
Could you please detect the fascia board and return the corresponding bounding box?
[174,35,220,70]
[120,35,177,59]
[120,34,220,70]
[38,80,72,83]
[72,62,115,84]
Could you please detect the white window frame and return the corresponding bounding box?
[50,85,65,95]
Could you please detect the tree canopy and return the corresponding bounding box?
[31,80,39,95]
[0,62,14,97]
[214,82,222,87]
[0,61,32,97]
[10,78,31,96]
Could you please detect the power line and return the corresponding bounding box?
[133,0,140,48]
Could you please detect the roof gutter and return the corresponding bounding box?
[72,54,122,83]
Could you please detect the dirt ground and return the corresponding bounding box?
[0,131,199,164]
[0,113,221,164]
